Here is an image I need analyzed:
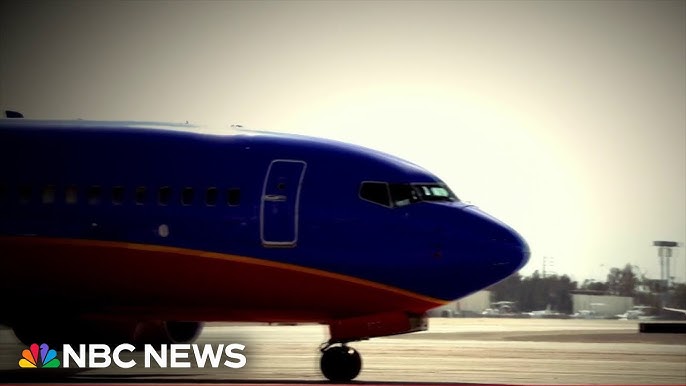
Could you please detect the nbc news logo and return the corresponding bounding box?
[19,343,60,368]
[19,342,247,369]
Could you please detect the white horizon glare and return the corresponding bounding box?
[1,0,684,284]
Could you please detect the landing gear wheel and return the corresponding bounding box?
[320,345,362,382]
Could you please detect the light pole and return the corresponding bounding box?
[543,256,555,278]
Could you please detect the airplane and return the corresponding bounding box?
[615,305,657,320]
[0,112,530,381]
[663,307,686,316]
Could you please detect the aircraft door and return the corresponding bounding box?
[260,160,307,247]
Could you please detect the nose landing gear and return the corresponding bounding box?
[319,342,362,382]
[318,311,428,382]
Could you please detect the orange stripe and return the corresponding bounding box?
[1,236,447,306]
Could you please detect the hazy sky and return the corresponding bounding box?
[1,0,684,284]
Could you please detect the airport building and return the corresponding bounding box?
[428,290,491,317]
[430,291,635,318]
[571,293,633,318]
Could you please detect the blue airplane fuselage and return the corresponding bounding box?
[0,119,529,339]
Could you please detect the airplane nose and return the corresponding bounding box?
[408,206,530,300]
[454,205,530,281]
[390,204,530,302]
[487,222,529,271]
[493,227,530,272]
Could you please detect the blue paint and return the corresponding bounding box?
[0,119,530,301]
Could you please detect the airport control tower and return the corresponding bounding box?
[653,241,679,290]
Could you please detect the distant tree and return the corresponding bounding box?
[488,265,682,317]
[643,278,666,294]
[488,272,522,303]
[606,264,638,297]
[580,279,609,293]
[490,271,576,314]
[547,274,577,313]
[520,270,546,311]
[634,290,662,308]
[668,283,686,309]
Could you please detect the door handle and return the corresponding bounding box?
[264,194,287,202]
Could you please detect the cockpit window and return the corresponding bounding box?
[389,182,460,207]
[359,182,392,208]
[389,183,420,207]
[414,184,457,202]
[360,182,458,208]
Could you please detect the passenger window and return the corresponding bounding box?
[19,186,31,204]
[42,185,56,204]
[112,186,125,205]
[181,187,194,206]
[135,186,147,205]
[65,185,78,204]
[359,182,391,208]
[159,186,172,205]
[206,187,218,206]
[88,185,102,205]
[227,188,240,206]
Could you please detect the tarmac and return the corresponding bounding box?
[1,318,685,384]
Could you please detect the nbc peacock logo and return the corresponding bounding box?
[19,343,61,368]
